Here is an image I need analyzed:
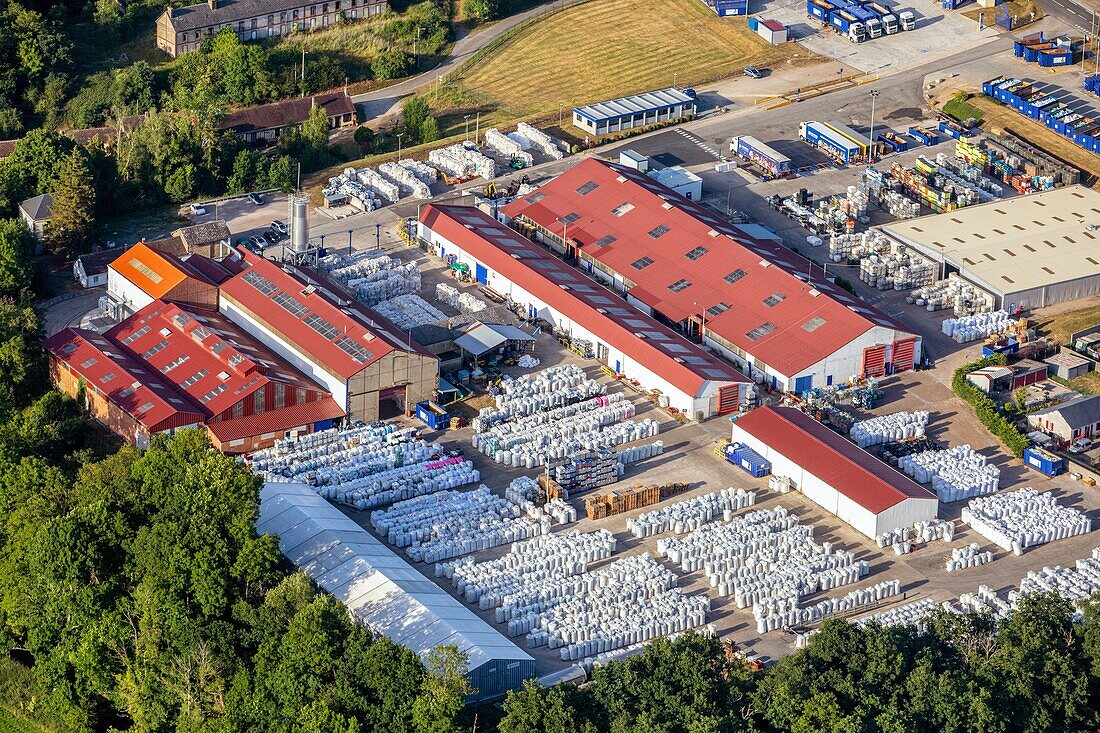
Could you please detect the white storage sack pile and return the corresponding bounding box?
[850,411,929,448]
[518,122,564,160]
[899,445,1000,502]
[942,310,1016,343]
[626,489,757,538]
[753,580,901,633]
[370,486,549,563]
[435,283,487,314]
[505,476,576,524]
[946,543,994,572]
[372,293,447,330]
[962,488,1093,555]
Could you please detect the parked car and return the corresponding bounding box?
[263,230,279,245]
[1069,438,1093,454]
[190,203,207,215]
[743,66,764,79]
[234,238,249,249]
[271,219,288,235]
[248,192,264,205]
[247,235,267,252]
[682,87,698,99]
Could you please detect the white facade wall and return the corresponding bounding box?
[422,223,723,418]
[106,268,155,316]
[219,297,349,408]
[730,422,937,539]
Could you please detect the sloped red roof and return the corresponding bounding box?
[106,301,327,419]
[503,158,914,377]
[732,406,937,513]
[419,204,748,398]
[44,328,204,433]
[219,252,397,380]
[207,398,345,443]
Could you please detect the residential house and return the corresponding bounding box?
[219,91,356,144]
[19,193,53,238]
[75,247,131,288]
[156,0,386,57]
[1029,394,1100,444]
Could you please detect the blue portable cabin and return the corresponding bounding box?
[725,442,772,477]
[1024,446,1065,476]
[702,0,749,15]
[800,120,860,162]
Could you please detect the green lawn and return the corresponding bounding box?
[0,708,45,733]
[943,93,985,123]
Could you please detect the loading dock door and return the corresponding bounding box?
[862,344,887,377]
[475,263,488,285]
[794,375,813,394]
[717,385,739,414]
[891,337,917,373]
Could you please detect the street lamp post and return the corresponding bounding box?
[868,89,880,165]
[347,229,354,255]
[559,103,564,130]
[375,223,381,249]
[396,131,404,161]
[464,115,471,141]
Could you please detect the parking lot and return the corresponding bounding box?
[313,233,1100,674]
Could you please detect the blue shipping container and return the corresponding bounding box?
[736,446,772,477]
[1024,447,1065,476]
[415,400,449,430]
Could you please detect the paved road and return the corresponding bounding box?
[1042,0,1096,32]
[43,290,104,336]
[352,0,588,120]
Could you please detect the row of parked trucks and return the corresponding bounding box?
[807,0,915,42]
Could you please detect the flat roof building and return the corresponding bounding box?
[502,157,919,392]
[883,185,1100,311]
[572,88,696,136]
[730,406,939,539]
[419,203,751,419]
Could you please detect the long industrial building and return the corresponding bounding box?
[883,185,1100,310]
[730,406,939,538]
[419,203,751,419]
[257,482,535,700]
[219,251,439,421]
[502,157,920,392]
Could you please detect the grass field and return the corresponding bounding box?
[943,93,984,123]
[1035,303,1100,346]
[421,0,815,136]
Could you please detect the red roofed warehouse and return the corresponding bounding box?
[501,158,920,393]
[419,203,751,419]
[218,252,438,422]
[730,406,938,538]
[106,241,233,318]
[46,300,344,452]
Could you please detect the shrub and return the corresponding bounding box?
[952,354,1029,457]
[371,49,415,80]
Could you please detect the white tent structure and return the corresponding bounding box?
[257,483,535,700]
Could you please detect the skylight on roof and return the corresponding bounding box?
[304,313,340,340]
[685,246,708,260]
[273,291,309,318]
[648,224,670,239]
[611,202,635,217]
[802,316,826,333]
[241,269,278,296]
[668,278,691,293]
[746,322,777,341]
[576,181,598,195]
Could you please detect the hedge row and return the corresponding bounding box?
[951,353,1029,457]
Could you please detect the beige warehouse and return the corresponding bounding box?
[883,185,1100,311]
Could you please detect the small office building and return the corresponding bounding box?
[572,88,697,136]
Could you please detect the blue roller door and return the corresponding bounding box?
[794,375,813,394]
[475,263,488,285]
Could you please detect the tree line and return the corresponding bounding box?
[498,597,1100,733]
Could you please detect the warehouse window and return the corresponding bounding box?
[685,246,708,260]
[593,235,616,247]
[274,383,286,409]
[242,270,278,295]
[576,181,598,195]
[762,292,786,307]
[724,269,746,284]
[802,316,826,333]
[254,387,265,412]
[100,373,116,384]
[273,292,308,317]
[304,314,340,340]
[162,354,190,373]
[559,212,580,225]
[80,357,98,368]
[525,192,545,204]
[631,256,654,270]
[746,322,777,341]
[611,202,634,217]
[648,224,670,239]
[668,278,691,293]
[706,303,730,317]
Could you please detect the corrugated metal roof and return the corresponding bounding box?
[420,204,749,398]
[573,88,695,123]
[1032,394,1100,429]
[220,252,397,380]
[503,158,914,377]
[256,483,534,672]
[732,406,937,513]
[44,328,204,433]
[106,300,328,419]
[207,398,344,442]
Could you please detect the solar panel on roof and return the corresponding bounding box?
[273,291,309,318]
[304,313,340,340]
[242,270,278,296]
[335,336,372,364]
